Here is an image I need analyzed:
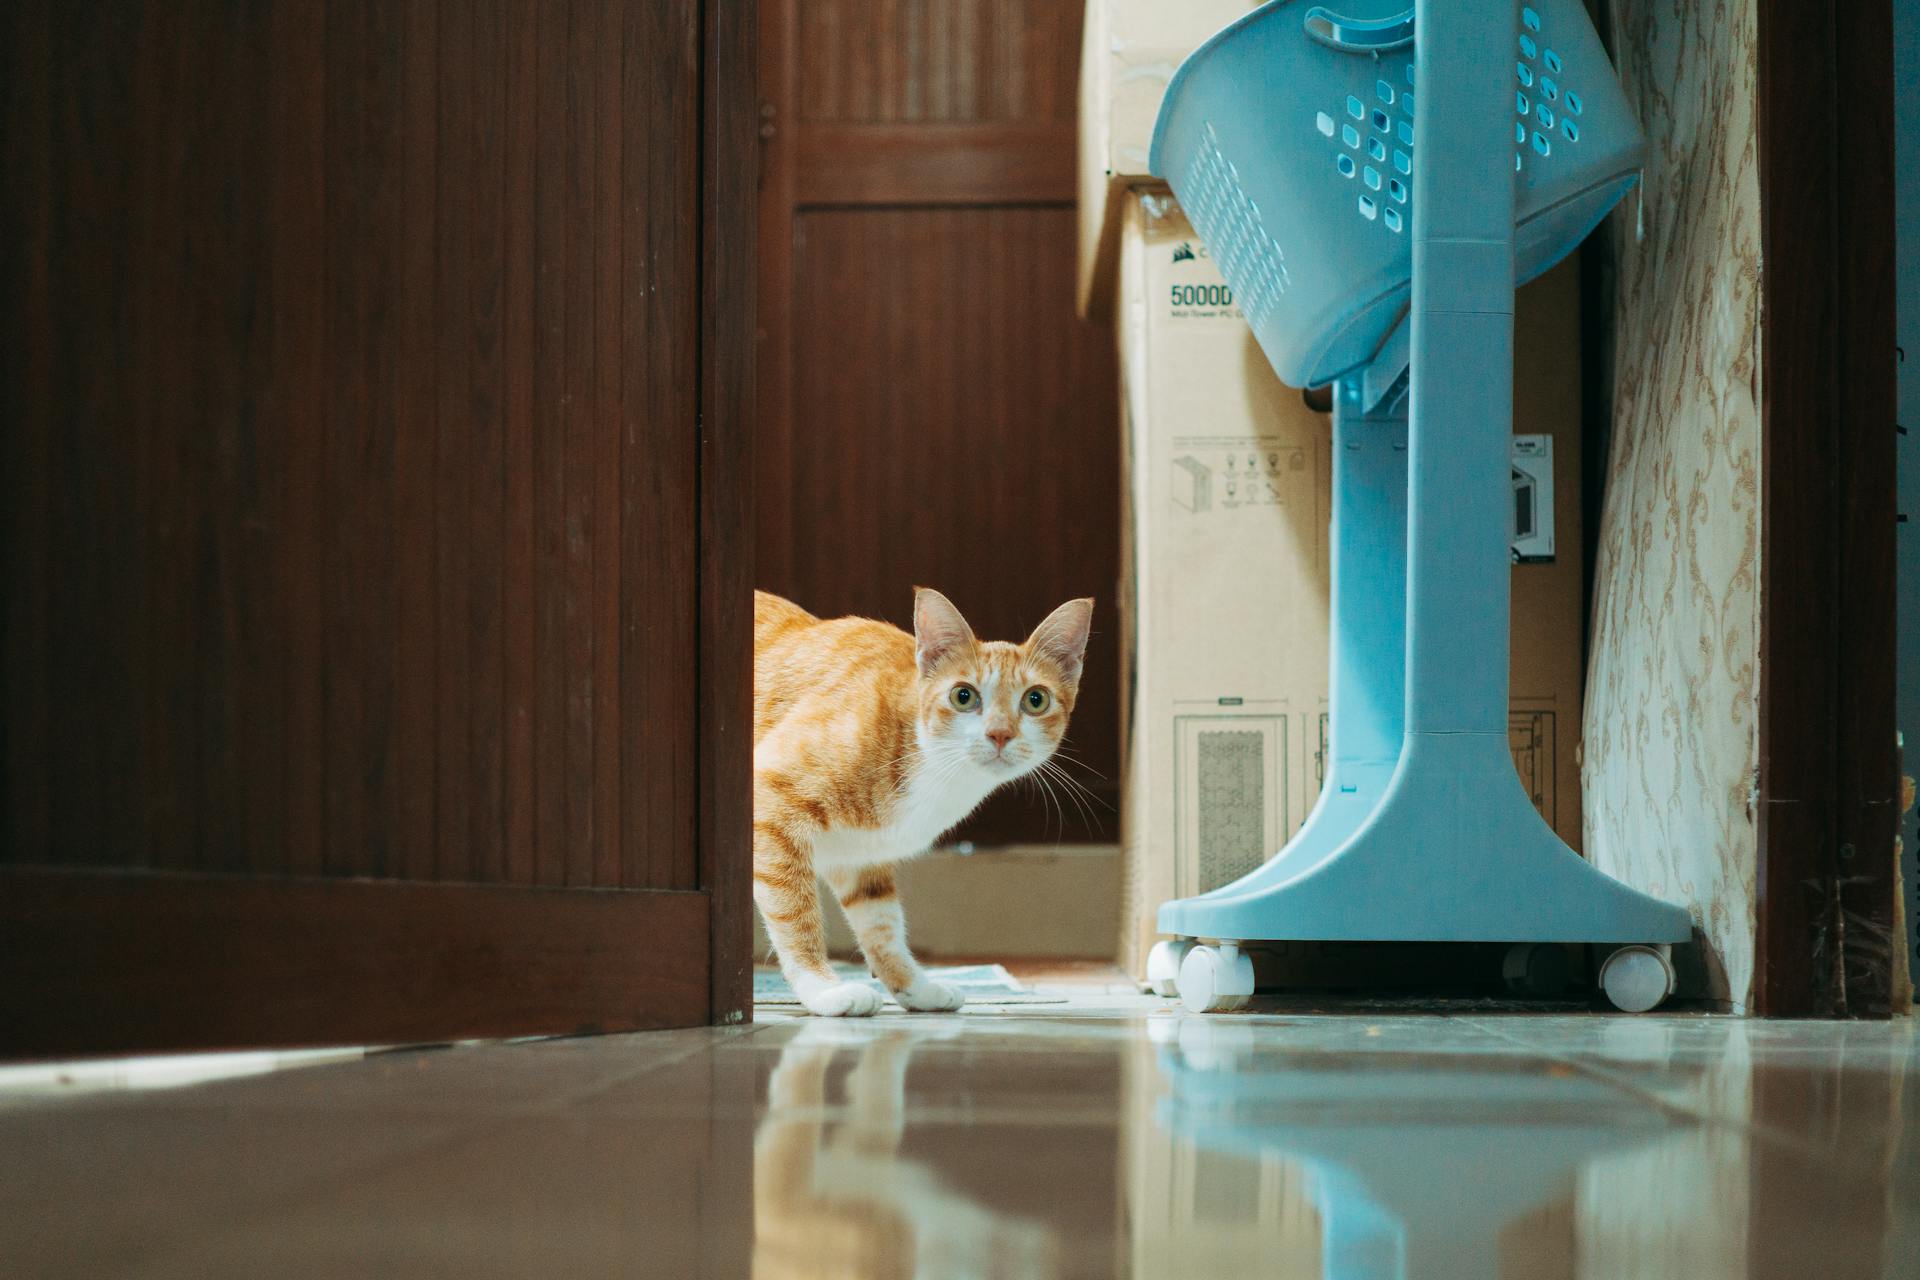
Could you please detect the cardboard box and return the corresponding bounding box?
[1076,0,1262,320]
[1116,192,1332,976]
[1115,191,1589,978]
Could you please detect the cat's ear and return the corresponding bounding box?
[913,587,978,677]
[1026,597,1094,686]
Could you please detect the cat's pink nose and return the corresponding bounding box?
[985,726,1015,752]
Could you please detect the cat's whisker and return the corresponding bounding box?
[1030,766,1066,843]
[1045,759,1112,816]
[1045,743,1111,782]
[1037,758,1102,833]
[1042,761,1104,835]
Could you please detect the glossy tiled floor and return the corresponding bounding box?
[4,982,1916,1278]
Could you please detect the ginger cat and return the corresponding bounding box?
[753,588,1094,1017]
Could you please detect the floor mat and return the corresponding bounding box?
[753,962,1066,1007]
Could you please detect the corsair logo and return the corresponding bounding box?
[1171,242,1196,264]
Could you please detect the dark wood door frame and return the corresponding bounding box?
[702,0,757,1029]
[1755,0,1901,1016]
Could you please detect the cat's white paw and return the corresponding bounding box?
[894,978,966,1012]
[800,980,884,1018]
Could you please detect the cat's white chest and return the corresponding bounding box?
[811,760,1005,869]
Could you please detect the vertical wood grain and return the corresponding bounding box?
[1756,0,1899,1016]
[273,0,328,879]
[74,5,155,869]
[4,1,712,894]
[1,0,54,864]
[226,11,290,877]
[591,0,625,889]
[560,0,600,888]
[321,0,402,878]
[754,0,799,593]
[394,0,440,882]
[134,7,188,870]
[433,0,477,884]
[503,0,540,886]
[468,0,510,886]
[532,0,569,886]
[704,0,759,1023]
[795,0,1079,124]
[624,0,702,891]
[1828,0,1899,1016]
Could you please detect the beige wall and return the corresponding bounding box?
[1583,0,1762,1007]
[752,845,1124,963]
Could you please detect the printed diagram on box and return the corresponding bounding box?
[1171,446,1305,514]
[1171,456,1211,512]
[1507,710,1556,824]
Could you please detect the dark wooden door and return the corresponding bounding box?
[755,0,1120,843]
[0,0,756,1055]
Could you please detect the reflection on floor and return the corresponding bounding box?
[3,971,1917,1278]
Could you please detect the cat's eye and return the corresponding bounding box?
[1022,687,1052,714]
[949,683,979,711]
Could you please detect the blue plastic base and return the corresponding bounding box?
[1153,382,1692,950]
[1158,730,1692,944]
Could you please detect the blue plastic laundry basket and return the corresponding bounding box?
[1149,0,1642,389]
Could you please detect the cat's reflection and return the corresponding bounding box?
[752,1022,1056,1279]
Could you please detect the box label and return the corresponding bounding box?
[1511,434,1555,563]
[1158,239,1246,326]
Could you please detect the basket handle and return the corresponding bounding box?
[1303,5,1416,54]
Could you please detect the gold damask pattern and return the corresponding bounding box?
[1582,0,1761,1007]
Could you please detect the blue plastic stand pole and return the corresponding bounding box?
[1405,0,1518,740]
[1323,384,1408,829]
[1172,382,1407,905]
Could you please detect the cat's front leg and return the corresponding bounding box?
[828,865,966,1013]
[755,805,883,1018]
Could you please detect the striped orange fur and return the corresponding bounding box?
[753,587,1094,1016]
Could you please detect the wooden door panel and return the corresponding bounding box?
[2,0,699,891]
[795,0,1079,124]
[0,0,756,1054]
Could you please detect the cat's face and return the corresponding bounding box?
[911,590,1093,778]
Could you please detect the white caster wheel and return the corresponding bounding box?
[1178,944,1255,1014]
[1147,939,1193,998]
[1503,942,1571,997]
[1599,945,1675,1013]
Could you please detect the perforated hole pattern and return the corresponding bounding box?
[1182,122,1292,336]
[1316,4,1588,235]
